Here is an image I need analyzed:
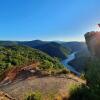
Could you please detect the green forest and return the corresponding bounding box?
[0,45,64,78]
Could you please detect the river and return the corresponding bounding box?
[61,52,81,76]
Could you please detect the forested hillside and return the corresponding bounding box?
[34,42,70,60]
[0,40,88,60]
[0,45,64,79]
[62,42,87,52]
[0,40,71,60]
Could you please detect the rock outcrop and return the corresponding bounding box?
[85,31,100,58]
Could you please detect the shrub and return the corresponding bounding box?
[25,91,42,100]
[69,58,100,100]
[69,84,91,100]
[57,68,69,75]
[61,68,69,74]
[80,72,85,80]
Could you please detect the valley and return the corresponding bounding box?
[0,41,87,100]
[0,35,100,100]
[0,0,99,99]
[61,52,80,76]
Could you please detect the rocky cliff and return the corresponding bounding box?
[85,31,100,58]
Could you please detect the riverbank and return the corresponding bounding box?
[61,52,81,76]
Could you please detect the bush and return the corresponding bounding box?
[85,59,100,100]
[61,68,69,74]
[69,59,100,100]
[69,84,91,100]
[57,68,69,75]
[80,72,85,80]
[25,91,42,100]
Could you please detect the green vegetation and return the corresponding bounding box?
[80,72,85,80]
[69,58,100,100]
[0,45,64,78]
[25,90,56,100]
[0,40,71,60]
[69,84,80,96]
[56,68,69,75]
[25,91,42,100]
[69,84,91,100]
[85,59,100,100]
[34,42,70,60]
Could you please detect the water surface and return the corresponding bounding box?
[61,52,80,76]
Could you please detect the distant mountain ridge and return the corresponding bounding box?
[61,41,87,52]
[19,40,47,48]
[0,40,87,60]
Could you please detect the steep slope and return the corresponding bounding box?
[68,31,100,100]
[0,44,85,100]
[34,42,70,60]
[85,31,100,58]
[62,42,87,52]
[0,45,64,81]
[0,40,88,60]
[69,49,90,72]
[0,40,70,60]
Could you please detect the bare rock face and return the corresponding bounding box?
[85,31,100,58]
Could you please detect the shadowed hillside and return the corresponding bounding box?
[62,42,87,52]
[0,40,87,60]
[34,42,70,60]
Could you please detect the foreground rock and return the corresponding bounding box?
[85,31,100,58]
[0,74,85,100]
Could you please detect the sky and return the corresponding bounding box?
[0,0,100,41]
